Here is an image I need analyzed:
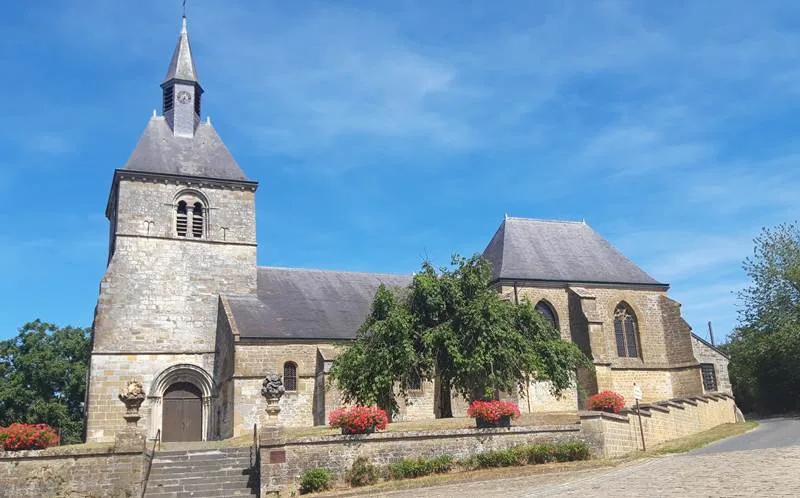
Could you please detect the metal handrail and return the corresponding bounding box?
[140,429,161,498]
[251,423,259,469]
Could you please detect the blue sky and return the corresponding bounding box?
[1,0,799,342]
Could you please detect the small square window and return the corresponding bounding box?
[700,363,717,392]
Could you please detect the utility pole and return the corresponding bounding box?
[707,321,715,347]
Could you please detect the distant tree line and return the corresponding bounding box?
[0,320,90,444]
[728,222,800,414]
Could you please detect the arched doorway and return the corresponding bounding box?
[162,382,203,442]
[149,364,215,441]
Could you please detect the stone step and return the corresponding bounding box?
[155,450,252,460]
[147,479,255,491]
[150,467,252,477]
[150,458,252,470]
[145,491,256,498]
[156,447,252,457]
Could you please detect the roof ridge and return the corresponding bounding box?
[258,266,410,278]
[505,216,588,225]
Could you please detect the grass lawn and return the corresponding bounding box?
[647,421,759,455]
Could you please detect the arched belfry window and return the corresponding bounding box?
[284,362,297,392]
[192,202,204,238]
[535,300,558,329]
[614,303,640,358]
[176,201,188,237]
[174,190,208,239]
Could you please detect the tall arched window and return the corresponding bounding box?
[192,202,204,238]
[283,362,297,392]
[176,201,188,237]
[614,303,639,358]
[535,300,558,329]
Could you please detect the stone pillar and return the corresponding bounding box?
[115,380,146,452]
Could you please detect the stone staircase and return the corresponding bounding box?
[143,446,258,497]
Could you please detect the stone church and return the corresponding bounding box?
[85,19,729,444]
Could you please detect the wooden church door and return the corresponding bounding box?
[162,382,203,442]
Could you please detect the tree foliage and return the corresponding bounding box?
[329,255,590,416]
[0,320,91,443]
[728,223,800,414]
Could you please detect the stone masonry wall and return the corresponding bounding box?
[260,425,583,494]
[504,283,703,403]
[88,178,258,442]
[691,335,732,394]
[86,353,215,442]
[0,447,143,497]
[579,393,737,458]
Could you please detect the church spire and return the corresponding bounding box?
[161,16,204,138]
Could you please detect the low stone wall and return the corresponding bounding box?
[260,423,583,494]
[580,393,738,458]
[0,445,144,497]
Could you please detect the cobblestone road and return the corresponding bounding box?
[373,419,800,497]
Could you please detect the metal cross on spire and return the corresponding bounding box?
[182,0,187,18]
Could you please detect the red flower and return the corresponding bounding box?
[586,391,625,414]
[328,406,389,434]
[0,423,59,451]
[467,400,521,423]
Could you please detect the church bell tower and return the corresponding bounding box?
[162,17,203,137]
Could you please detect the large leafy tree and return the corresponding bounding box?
[0,320,91,443]
[330,255,590,417]
[728,222,800,414]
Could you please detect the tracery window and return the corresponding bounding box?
[613,303,640,358]
[534,300,559,329]
[284,362,298,392]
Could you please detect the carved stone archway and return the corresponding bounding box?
[148,364,215,441]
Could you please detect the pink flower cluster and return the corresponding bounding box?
[467,400,521,423]
[0,423,59,451]
[586,391,625,413]
[328,405,389,434]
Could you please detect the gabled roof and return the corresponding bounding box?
[226,267,412,340]
[483,217,665,287]
[122,116,250,181]
[691,333,729,359]
[164,17,199,84]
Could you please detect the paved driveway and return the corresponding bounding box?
[373,418,800,497]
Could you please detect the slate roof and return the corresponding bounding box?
[123,116,250,181]
[482,217,665,286]
[226,267,412,340]
[164,17,199,84]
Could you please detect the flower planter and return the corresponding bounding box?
[341,425,376,435]
[476,415,512,429]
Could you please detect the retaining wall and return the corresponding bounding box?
[0,445,143,497]
[580,393,738,458]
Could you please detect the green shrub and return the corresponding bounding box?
[299,468,333,494]
[388,455,454,480]
[346,457,379,487]
[557,441,590,461]
[475,441,590,469]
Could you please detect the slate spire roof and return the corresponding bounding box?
[482,217,665,287]
[120,17,251,183]
[164,17,200,84]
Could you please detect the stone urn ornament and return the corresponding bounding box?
[261,373,285,425]
[118,379,146,427]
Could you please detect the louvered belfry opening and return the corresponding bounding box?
[192,202,203,238]
[176,200,188,236]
